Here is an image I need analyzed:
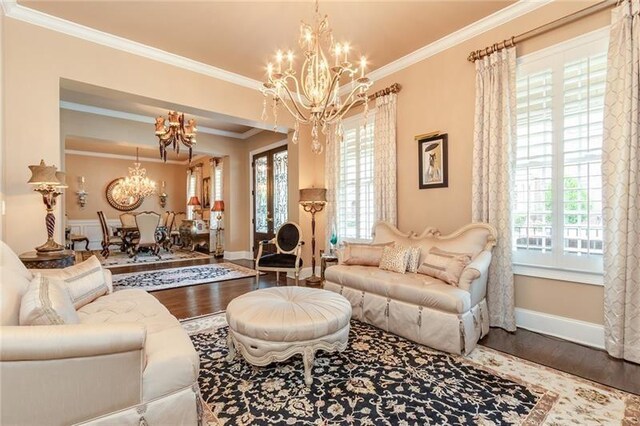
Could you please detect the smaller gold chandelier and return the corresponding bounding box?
[155,111,197,162]
[119,148,156,200]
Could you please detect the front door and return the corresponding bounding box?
[253,145,288,256]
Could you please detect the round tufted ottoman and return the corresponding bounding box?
[226,287,352,385]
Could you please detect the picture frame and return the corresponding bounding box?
[417,133,448,189]
[202,177,211,209]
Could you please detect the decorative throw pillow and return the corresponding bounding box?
[20,274,80,325]
[406,247,421,273]
[379,245,410,274]
[418,247,472,286]
[57,256,109,309]
[342,242,393,267]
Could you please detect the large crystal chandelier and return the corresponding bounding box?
[155,111,197,162]
[260,0,372,154]
[118,148,156,200]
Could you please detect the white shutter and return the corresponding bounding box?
[337,113,376,242]
[513,29,607,275]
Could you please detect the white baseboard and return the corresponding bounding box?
[515,307,605,349]
[224,251,253,261]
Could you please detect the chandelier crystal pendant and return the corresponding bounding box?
[118,148,156,201]
[260,0,372,154]
[155,111,197,162]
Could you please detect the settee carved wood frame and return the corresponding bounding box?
[372,221,498,252]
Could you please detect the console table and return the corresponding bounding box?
[179,219,210,252]
[19,250,75,269]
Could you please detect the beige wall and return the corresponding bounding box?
[0,12,5,241]
[64,154,186,220]
[2,17,293,254]
[363,1,609,324]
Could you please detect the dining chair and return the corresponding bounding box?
[120,213,137,228]
[161,211,176,252]
[160,211,170,227]
[97,211,123,259]
[130,211,161,260]
[171,212,186,246]
[255,222,304,285]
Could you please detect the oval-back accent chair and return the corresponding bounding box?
[255,222,304,285]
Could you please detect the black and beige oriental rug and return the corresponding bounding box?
[182,313,639,426]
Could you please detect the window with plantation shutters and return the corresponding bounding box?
[513,28,608,280]
[337,113,375,242]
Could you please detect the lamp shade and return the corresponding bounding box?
[299,188,327,204]
[54,171,68,189]
[187,196,201,206]
[27,160,60,185]
[212,200,225,212]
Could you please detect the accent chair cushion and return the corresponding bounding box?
[20,274,80,325]
[418,247,472,286]
[342,242,392,267]
[379,245,410,274]
[54,256,110,309]
[258,253,302,269]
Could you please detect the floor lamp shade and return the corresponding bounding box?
[299,188,327,205]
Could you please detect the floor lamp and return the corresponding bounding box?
[299,188,327,285]
[212,200,225,258]
[27,160,68,252]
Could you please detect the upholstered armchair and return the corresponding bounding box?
[130,211,161,260]
[97,211,123,258]
[255,222,304,285]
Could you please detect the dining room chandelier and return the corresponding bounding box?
[118,148,156,200]
[260,0,372,154]
[155,111,197,162]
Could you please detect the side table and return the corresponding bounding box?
[19,250,75,269]
[320,251,339,282]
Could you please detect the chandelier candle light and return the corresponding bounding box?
[118,148,156,202]
[261,0,372,154]
[155,111,197,162]
[27,160,68,252]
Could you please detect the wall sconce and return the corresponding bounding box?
[159,180,168,208]
[76,176,88,208]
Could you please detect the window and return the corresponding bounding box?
[186,172,197,219]
[514,29,608,278]
[213,161,223,201]
[336,113,375,241]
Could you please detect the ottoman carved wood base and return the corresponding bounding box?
[225,287,352,386]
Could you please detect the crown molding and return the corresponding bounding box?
[1,0,262,91]
[5,0,552,94]
[65,149,187,165]
[60,101,257,140]
[366,0,554,83]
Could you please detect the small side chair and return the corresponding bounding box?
[255,222,304,285]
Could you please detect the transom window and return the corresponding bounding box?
[337,113,375,241]
[513,29,608,275]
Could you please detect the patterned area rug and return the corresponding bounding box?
[77,249,211,269]
[111,263,257,292]
[183,313,640,426]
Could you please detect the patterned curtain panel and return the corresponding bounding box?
[602,0,640,363]
[471,48,517,331]
[325,125,339,252]
[373,93,398,226]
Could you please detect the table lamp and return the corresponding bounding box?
[187,196,202,219]
[299,187,327,285]
[27,160,68,252]
[212,200,225,258]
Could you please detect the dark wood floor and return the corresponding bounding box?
[112,256,640,395]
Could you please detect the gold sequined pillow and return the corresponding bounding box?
[418,247,472,286]
[379,245,410,274]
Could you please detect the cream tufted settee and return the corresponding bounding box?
[324,222,497,355]
[0,241,200,425]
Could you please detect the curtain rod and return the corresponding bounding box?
[467,0,617,62]
[367,83,401,101]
